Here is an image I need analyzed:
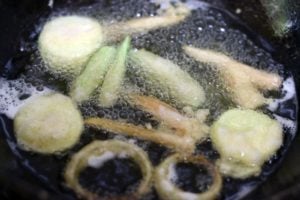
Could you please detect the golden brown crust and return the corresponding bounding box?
[85,118,195,153]
[64,140,153,200]
[104,4,190,42]
[183,46,282,109]
[154,154,222,200]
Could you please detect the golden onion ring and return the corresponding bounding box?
[64,140,153,200]
[154,154,222,200]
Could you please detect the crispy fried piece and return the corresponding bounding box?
[98,37,130,107]
[70,46,116,103]
[64,140,153,200]
[154,154,222,200]
[86,95,210,153]
[128,94,209,140]
[104,3,190,42]
[211,109,283,178]
[183,46,282,109]
[14,93,83,154]
[38,16,103,78]
[85,118,195,153]
[129,49,205,108]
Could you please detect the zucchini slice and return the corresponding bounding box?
[38,16,103,78]
[14,93,83,154]
[210,109,283,178]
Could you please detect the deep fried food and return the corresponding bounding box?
[210,109,283,178]
[183,46,282,109]
[64,140,153,199]
[14,93,83,154]
[154,154,222,200]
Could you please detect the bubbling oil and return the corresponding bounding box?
[0,0,297,200]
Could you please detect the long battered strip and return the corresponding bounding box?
[85,117,195,153]
[128,94,209,140]
[104,4,190,42]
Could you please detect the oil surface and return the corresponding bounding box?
[0,0,298,200]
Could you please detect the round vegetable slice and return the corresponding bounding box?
[154,154,222,200]
[14,93,83,154]
[38,16,103,78]
[64,140,153,199]
[210,109,283,178]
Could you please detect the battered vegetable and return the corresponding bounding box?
[87,95,209,153]
[64,140,153,199]
[104,3,190,42]
[98,37,130,107]
[85,117,196,153]
[154,154,222,200]
[14,93,83,154]
[38,4,190,79]
[183,46,282,109]
[38,16,103,78]
[70,46,116,103]
[129,49,205,108]
[128,94,209,141]
[210,109,283,178]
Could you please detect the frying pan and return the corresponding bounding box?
[0,0,299,199]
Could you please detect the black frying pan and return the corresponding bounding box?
[0,0,299,199]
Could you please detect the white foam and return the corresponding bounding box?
[268,77,296,111]
[178,192,198,200]
[227,183,256,200]
[118,151,128,158]
[150,0,208,11]
[267,77,297,135]
[48,0,54,8]
[168,163,177,182]
[88,151,115,168]
[161,179,174,192]
[0,78,53,119]
[184,0,210,10]
[274,114,297,135]
[87,151,129,168]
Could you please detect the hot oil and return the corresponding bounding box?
[79,158,143,196]
[0,0,297,200]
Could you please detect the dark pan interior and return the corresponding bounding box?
[0,0,299,200]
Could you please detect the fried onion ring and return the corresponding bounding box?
[64,140,153,200]
[154,154,222,200]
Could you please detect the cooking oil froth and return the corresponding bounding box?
[0,78,52,119]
